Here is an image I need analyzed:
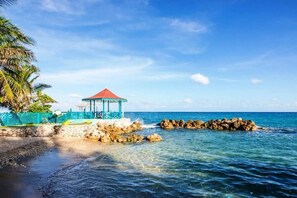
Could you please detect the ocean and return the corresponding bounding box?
[3,112,297,197]
[43,112,297,197]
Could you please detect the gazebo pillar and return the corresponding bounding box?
[89,100,92,112]
[118,101,122,118]
[93,100,96,115]
[107,101,110,112]
[102,100,105,119]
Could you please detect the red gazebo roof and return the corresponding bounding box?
[82,88,127,102]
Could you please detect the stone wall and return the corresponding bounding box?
[0,125,56,137]
[54,125,92,137]
[0,124,92,137]
[0,120,142,138]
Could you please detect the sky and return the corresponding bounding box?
[2,0,297,112]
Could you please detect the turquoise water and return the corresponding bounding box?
[45,112,297,197]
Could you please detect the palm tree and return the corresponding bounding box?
[1,65,55,112]
[5,65,38,111]
[0,16,35,68]
[0,1,55,112]
[0,14,36,109]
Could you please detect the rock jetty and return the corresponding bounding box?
[160,118,258,131]
[85,121,161,143]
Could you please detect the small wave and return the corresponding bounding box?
[264,127,297,134]
[142,123,159,129]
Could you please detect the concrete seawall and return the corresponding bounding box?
[0,118,132,138]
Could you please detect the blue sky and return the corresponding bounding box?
[3,0,297,111]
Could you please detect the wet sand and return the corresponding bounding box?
[0,137,109,197]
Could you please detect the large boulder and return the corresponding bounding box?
[126,134,143,143]
[221,123,230,130]
[85,130,105,141]
[185,120,195,129]
[193,120,205,129]
[100,134,111,143]
[146,133,162,142]
[178,120,185,128]
[160,119,175,130]
[132,121,142,131]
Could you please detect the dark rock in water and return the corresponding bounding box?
[159,118,258,132]
[221,124,229,130]
[178,120,185,128]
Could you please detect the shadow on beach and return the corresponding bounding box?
[0,137,114,197]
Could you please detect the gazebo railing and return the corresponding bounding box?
[93,111,122,119]
[102,112,122,119]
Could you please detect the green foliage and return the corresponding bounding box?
[0,15,37,111]
[28,90,56,112]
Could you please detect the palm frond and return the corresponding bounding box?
[0,16,35,45]
[0,0,17,7]
[34,83,52,91]
[0,69,13,100]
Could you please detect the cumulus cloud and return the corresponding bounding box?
[251,78,263,84]
[191,73,209,85]
[183,97,193,104]
[170,19,208,33]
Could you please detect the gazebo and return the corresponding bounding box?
[82,88,127,119]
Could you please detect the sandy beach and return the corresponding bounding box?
[0,137,111,168]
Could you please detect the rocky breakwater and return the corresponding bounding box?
[85,121,146,143]
[160,118,258,131]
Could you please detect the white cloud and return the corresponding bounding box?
[144,73,184,81]
[183,97,193,104]
[33,31,117,60]
[213,77,240,83]
[41,0,78,14]
[40,56,153,85]
[251,78,263,84]
[191,73,209,85]
[40,0,98,15]
[170,19,208,33]
[167,47,205,55]
[69,93,83,98]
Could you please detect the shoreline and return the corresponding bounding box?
[0,137,55,168]
[0,136,110,169]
